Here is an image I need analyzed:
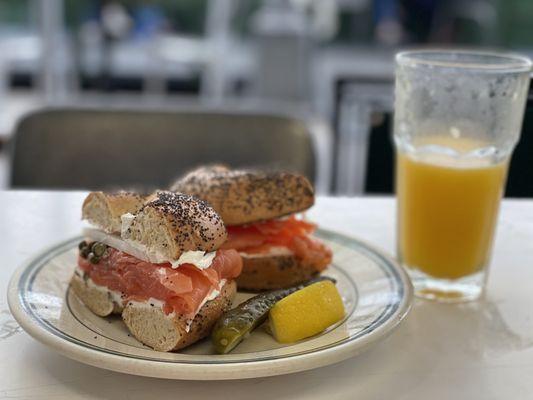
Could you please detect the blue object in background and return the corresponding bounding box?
[131,4,167,40]
[374,0,399,22]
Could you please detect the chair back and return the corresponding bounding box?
[10,107,317,191]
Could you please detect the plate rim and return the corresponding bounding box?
[8,229,413,380]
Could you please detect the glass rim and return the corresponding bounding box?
[396,49,532,73]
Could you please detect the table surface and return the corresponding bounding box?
[1,191,533,399]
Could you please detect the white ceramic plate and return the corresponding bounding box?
[8,230,412,380]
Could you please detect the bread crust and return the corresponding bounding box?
[82,191,146,233]
[170,167,314,225]
[122,191,227,260]
[236,250,321,292]
[70,271,123,316]
[122,281,236,351]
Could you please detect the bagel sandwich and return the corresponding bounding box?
[71,190,242,351]
[171,166,332,291]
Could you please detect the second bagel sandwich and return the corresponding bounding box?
[171,166,333,291]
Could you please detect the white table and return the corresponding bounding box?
[1,191,533,399]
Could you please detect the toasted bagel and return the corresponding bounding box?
[82,191,146,234]
[70,271,124,317]
[122,280,236,351]
[170,167,314,225]
[122,191,227,260]
[236,248,321,292]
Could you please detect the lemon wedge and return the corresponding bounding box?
[269,280,345,343]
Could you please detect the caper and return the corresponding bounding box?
[78,241,88,250]
[91,242,107,257]
[88,252,99,264]
[80,246,91,258]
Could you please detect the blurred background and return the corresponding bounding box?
[0,0,532,195]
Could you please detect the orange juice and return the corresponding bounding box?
[397,139,508,280]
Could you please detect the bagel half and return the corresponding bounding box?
[82,191,147,234]
[122,280,236,351]
[70,270,124,317]
[170,167,314,225]
[122,191,227,260]
[236,248,321,292]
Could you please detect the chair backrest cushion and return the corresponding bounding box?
[10,108,316,191]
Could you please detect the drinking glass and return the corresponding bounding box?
[394,50,531,302]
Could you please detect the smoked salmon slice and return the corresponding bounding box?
[78,248,242,317]
[222,216,332,271]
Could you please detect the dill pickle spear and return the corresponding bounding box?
[211,276,335,354]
